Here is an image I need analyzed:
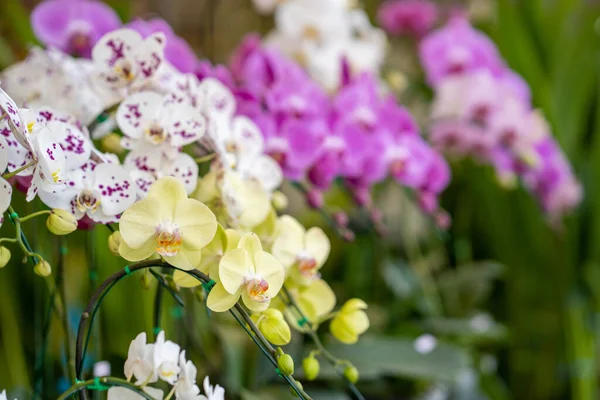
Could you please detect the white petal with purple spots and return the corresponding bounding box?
[162,152,199,195]
[116,91,163,140]
[93,163,136,219]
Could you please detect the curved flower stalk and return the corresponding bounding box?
[420,14,582,221]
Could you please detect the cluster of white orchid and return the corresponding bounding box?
[0,27,282,230]
[107,331,224,400]
[255,0,387,91]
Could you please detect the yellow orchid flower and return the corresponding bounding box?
[271,215,330,285]
[173,224,241,287]
[252,207,278,252]
[274,279,336,330]
[250,308,292,345]
[330,298,370,344]
[118,177,217,270]
[194,170,271,230]
[207,233,284,313]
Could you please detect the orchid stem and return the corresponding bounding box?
[2,160,36,179]
[281,286,367,400]
[57,377,154,400]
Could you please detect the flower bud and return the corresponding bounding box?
[46,209,77,235]
[332,211,349,228]
[343,364,359,384]
[272,191,288,211]
[303,355,320,381]
[101,133,124,154]
[195,287,206,303]
[140,272,152,290]
[277,353,295,376]
[290,380,304,397]
[306,188,324,209]
[165,275,180,292]
[0,246,11,268]
[251,309,292,345]
[34,260,52,277]
[330,299,370,344]
[108,231,122,256]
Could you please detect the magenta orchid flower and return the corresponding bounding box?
[31,0,121,58]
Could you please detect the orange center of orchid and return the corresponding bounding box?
[155,223,182,257]
[245,278,270,302]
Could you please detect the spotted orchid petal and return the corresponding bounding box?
[45,121,91,171]
[198,78,236,119]
[164,102,206,147]
[92,163,136,220]
[0,87,24,135]
[92,28,142,88]
[116,91,163,140]
[133,32,166,81]
[161,152,198,195]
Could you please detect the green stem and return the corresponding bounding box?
[56,377,154,400]
[18,210,52,223]
[281,286,367,400]
[2,160,36,179]
[194,153,216,164]
[57,238,76,383]
[73,261,311,399]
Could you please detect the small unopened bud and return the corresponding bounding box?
[195,287,206,303]
[332,211,349,228]
[0,246,11,268]
[34,260,52,277]
[343,364,359,384]
[277,353,295,376]
[46,209,78,235]
[290,380,304,397]
[251,308,292,345]
[341,229,355,242]
[164,275,180,292]
[386,71,407,93]
[352,187,371,207]
[306,188,324,209]
[108,231,122,256]
[101,133,124,154]
[303,355,320,381]
[272,191,288,211]
[140,272,152,290]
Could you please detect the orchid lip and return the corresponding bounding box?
[76,189,101,213]
[155,221,182,257]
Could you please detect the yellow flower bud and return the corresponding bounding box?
[34,260,52,277]
[251,308,292,345]
[101,133,124,154]
[277,353,295,376]
[330,298,370,344]
[343,364,359,384]
[272,191,288,211]
[140,271,152,290]
[108,231,122,256]
[0,246,11,268]
[303,355,320,381]
[46,209,77,235]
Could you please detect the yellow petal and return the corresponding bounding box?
[252,208,278,251]
[305,227,330,268]
[193,171,218,203]
[147,176,187,220]
[271,215,305,269]
[173,269,201,288]
[237,232,263,256]
[174,198,217,250]
[205,224,228,255]
[225,229,241,251]
[299,279,336,319]
[207,282,241,312]
[219,248,251,293]
[350,310,370,334]
[119,196,162,249]
[119,239,156,262]
[241,290,270,312]
[341,298,368,312]
[330,317,359,344]
[253,251,284,297]
[165,245,202,270]
[238,180,270,229]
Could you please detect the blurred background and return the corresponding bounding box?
[1,0,600,399]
